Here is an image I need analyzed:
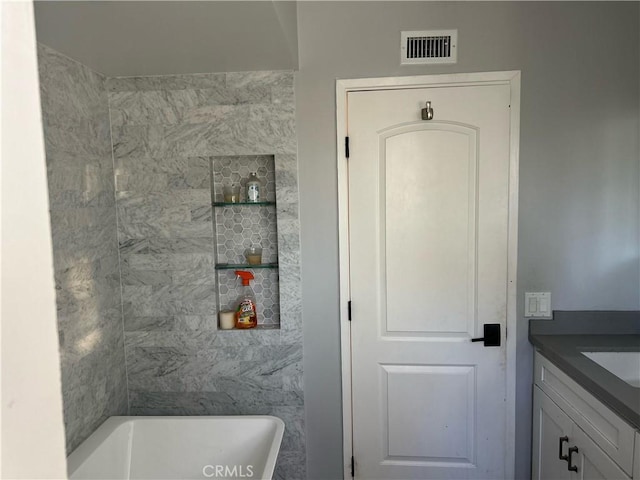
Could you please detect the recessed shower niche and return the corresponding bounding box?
[211,155,280,328]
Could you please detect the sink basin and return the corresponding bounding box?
[581,351,640,388]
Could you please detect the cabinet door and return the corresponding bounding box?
[569,424,631,480]
[533,386,573,480]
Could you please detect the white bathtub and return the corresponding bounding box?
[67,416,285,480]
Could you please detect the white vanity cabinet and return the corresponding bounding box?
[532,387,573,480]
[533,352,637,480]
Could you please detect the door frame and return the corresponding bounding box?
[336,71,521,479]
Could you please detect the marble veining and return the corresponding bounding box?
[38,43,128,454]
[108,70,305,478]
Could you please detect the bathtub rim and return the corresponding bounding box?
[67,415,286,479]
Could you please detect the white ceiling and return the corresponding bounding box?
[34,1,298,77]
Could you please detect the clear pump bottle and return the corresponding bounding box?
[245,172,262,203]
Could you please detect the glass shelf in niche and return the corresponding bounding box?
[212,201,276,207]
[215,263,279,270]
[217,324,280,332]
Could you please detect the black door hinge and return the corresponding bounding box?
[351,455,355,477]
[345,136,350,159]
[348,301,352,321]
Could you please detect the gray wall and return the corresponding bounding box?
[34,1,298,77]
[37,43,128,453]
[107,72,305,480]
[295,2,640,479]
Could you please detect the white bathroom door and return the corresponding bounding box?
[348,82,514,479]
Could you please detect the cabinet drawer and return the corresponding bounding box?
[535,352,635,475]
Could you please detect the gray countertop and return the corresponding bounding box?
[529,312,640,430]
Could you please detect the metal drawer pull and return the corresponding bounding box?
[567,446,579,472]
[558,436,569,461]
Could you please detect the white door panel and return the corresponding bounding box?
[348,84,512,479]
[384,124,477,334]
[383,364,475,462]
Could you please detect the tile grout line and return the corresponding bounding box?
[105,76,131,414]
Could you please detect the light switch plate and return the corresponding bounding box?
[525,292,552,318]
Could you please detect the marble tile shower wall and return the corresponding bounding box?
[37,44,128,453]
[108,72,305,479]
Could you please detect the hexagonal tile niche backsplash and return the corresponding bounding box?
[217,269,280,326]
[215,206,278,264]
[212,155,280,326]
[212,155,276,203]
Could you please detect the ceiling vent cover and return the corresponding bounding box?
[401,30,457,65]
